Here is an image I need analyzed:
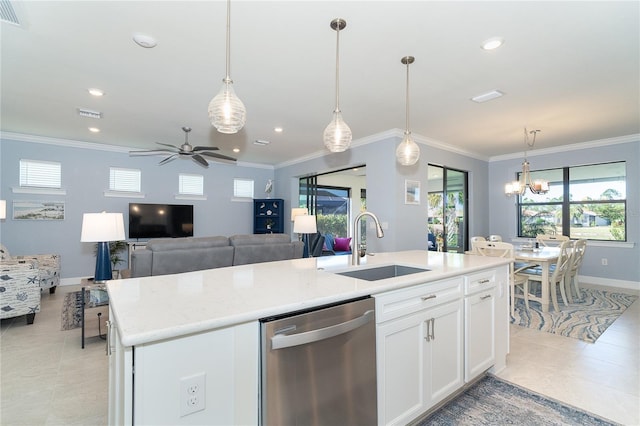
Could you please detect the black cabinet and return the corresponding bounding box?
[254,199,284,234]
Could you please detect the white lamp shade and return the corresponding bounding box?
[291,207,308,222]
[396,132,420,166]
[0,200,6,220]
[81,212,125,242]
[323,111,352,152]
[293,214,317,234]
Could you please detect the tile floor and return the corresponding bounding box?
[1,283,638,425]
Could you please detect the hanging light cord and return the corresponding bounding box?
[523,128,540,162]
[224,0,231,82]
[334,23,341,112]
[405,60,410,133]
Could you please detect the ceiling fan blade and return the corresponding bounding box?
[158,154,178,165]
[156,142,181,151]
[191,154,210,168]
[192,146,220,152]
[199,151,237,162]
[129,149,173,156]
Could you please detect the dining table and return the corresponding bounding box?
[514,246,561,313]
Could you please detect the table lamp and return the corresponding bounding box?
[293,214,317,258]
[81,212,125,283]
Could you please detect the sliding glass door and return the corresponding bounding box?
[427,165,468,253]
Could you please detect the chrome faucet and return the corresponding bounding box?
[352,211,384,266]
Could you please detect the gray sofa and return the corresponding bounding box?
[131,235,304,278]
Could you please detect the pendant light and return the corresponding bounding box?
[504,129,549,196]
[396,56,420,166]
[323,18,352,153]
[208,0,246,134]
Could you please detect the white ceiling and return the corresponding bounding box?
[1,1,638,167]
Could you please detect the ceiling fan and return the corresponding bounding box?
[129,126,236,168]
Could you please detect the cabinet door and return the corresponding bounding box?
[424,299,464,408]
[376,310,429,426]
[464,288,495,382]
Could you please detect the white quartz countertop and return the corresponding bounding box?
[107,250,510,346]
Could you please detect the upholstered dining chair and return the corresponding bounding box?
[536,234,569,247]
[473,241,532,316]
[566,239,587,302]
[521,240,573,312]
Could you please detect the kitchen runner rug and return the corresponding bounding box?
[419,375,618,426]
[510,288,637,343]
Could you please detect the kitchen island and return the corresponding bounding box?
[107,250,511,425]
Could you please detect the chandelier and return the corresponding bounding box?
[208,0,246,134]
[396,56,420,166]
[323,18,352,153]
[504,128,549,196]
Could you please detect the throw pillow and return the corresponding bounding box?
[324,233,335,251]
[333,237,351,252]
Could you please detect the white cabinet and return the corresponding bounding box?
[375,278,463,426]
[464,287,495,381]
[107,319,259,426]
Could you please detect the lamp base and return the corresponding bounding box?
[94,242,113,283]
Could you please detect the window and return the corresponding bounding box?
[427,165,469,253]
[109,168,141,193]
[20,159,61,188]
[234,178,254,198]
[179,174,204,196]
[517,161,626,241]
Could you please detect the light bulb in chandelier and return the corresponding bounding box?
[324,110,352,152]
[208,78,246,134]
[396,131,420,166]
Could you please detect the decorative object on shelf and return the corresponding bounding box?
[129,126,236,168]
[504,128,549,196]
[323,18,352,153]
[293,214,317,258]
[208,0,246,134]
[80,212,125,283]
[265,179,273,197]
[396,56,420,166]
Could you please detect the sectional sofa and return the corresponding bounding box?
[130,234,304,278]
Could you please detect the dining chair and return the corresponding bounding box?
[474,241,532,316]
[488,235,502,242]
[521,240,573,311]
[470,236,486,253]
[566,239,587,301]
[536,234,569,247]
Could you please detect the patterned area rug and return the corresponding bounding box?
[60,291,84,330]
[420,375,618,425]
[511,288,637,343]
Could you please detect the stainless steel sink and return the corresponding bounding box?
[335,265,430,281]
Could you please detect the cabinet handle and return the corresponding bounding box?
[430,318,435,341]
[480,294,492,300]
[106,320,111,356]
[424,319,431,342]
[421,294,436,301]
[478,279,491,284]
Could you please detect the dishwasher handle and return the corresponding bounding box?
[271,310,374,350]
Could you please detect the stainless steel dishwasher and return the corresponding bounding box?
[260,296,377,426]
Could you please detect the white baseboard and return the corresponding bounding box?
[60,277,90,286]
[579,275,640,292]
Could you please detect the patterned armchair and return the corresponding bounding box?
[0,261,41,324]
[0,244,60,294]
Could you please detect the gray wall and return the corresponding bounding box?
[0,137,274,279]
[275,133,491,255]
[488,140,639,283]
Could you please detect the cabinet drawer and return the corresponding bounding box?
[464,269,497,295]
[374,277,463,323]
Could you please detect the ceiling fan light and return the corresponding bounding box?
[208,79,246,134]
[323,110,352,152]
[396,132,420,166]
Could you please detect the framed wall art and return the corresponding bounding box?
[404,180,420,205]
[13,200,65,220]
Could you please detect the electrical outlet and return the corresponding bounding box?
[180,373,205,417]
[601,258,608,266]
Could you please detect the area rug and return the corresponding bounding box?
[419,375,618,425]
[510,288,637,343]
[60,291,84,330]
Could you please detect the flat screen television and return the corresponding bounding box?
[129,203,194,239]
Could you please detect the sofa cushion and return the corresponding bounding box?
[229,234,290,246]
[147,236,229,251]
[151,246,234,276]
[334,237,352,252]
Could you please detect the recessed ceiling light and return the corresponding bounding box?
[233,148,240,153]
[133,33,157,48]
[481,37,504,50]
[88,88,105,97]
[274,127,283,133]
[88,127,100,133]
[471,90,504,103]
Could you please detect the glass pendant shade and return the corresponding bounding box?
[396,131,420,166]
[324,110,352,152]
[208,78,246,134]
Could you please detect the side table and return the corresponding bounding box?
[81,279,110,349]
